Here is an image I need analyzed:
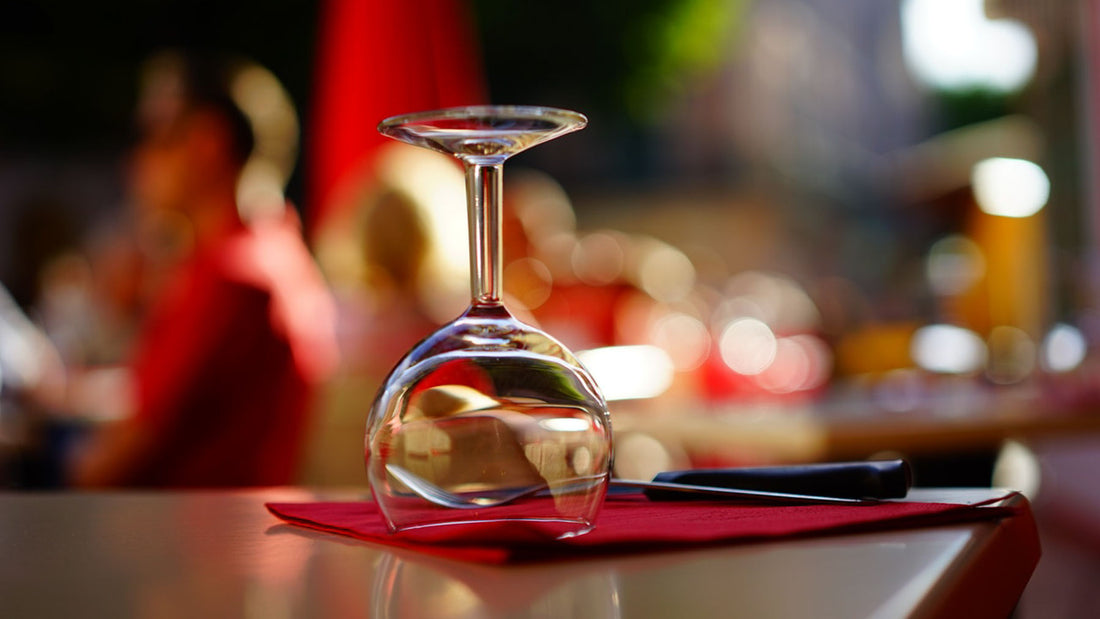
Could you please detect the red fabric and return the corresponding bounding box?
[127,213,338,487]
[266,492,1023,564]
[408,358,495,396]
[306,0,487,234]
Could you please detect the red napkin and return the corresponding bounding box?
[266,493,1022,564]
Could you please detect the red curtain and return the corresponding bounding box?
[306,0,487,235]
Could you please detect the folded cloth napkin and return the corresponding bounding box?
[266,492,1023,564]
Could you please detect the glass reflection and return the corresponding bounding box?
[370,552,622,619]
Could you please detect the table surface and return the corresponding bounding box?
[0,488,1038,619]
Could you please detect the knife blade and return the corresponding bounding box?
[637,459,911,501]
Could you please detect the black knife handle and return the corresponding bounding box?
[646,459,911,500]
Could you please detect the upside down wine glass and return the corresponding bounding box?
[366,106,612,538]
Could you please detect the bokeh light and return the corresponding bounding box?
[718,317,777,376]
[612,432,674,481]
[926,235,985,297]
[573,231,627,286]
[578,345,675,401]
[756,336,813,394]
[900,0,1038,93]
[650,312,711,372]
[985,325,1036,384]
[971,157,1050,218]
[717,271,821,332]
[911,324,987,374]
[1040,323,1087,373]
[634,239,696,303]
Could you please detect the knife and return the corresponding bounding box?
[635,459,911,501]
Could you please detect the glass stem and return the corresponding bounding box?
[465,161,504,307]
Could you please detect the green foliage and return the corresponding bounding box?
[472,0,745,124]
[931,87,1014,132]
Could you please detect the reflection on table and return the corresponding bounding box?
[0,488,1037,618]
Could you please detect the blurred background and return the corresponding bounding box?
[1,0,1099,613]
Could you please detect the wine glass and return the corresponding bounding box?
[366,106,612,539]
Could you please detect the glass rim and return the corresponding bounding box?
[377,105,588,133]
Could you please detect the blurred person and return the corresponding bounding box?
[69,51,337,487]
[0,282,67,486]
[301,182,443,485]
[352,186,440,372]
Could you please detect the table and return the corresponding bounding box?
[0,488,1038,618]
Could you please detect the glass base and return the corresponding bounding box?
[383,504,598,541]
